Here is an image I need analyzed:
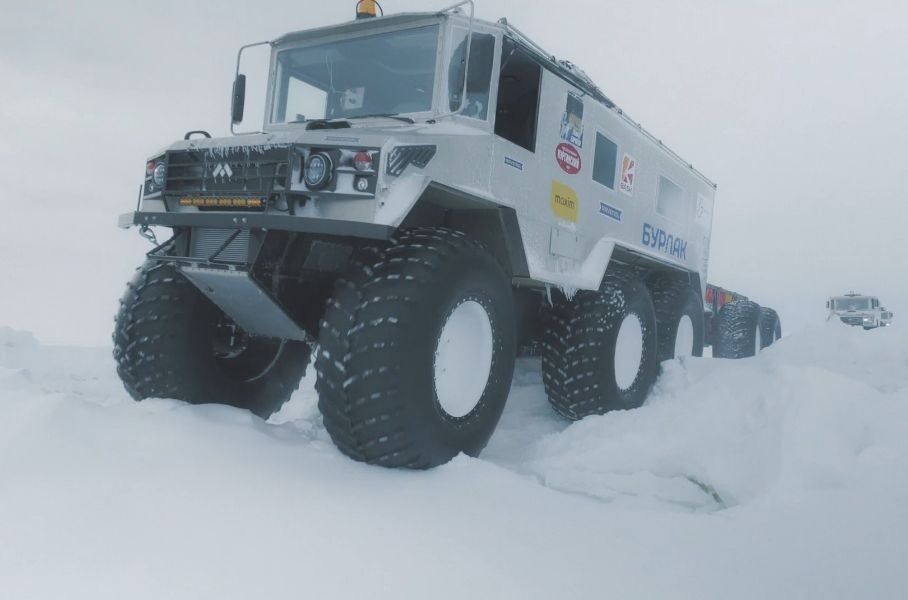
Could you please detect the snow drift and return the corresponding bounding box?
[1,323,907,599]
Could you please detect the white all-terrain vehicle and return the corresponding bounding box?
[827,293,891,329]
[115,1,781,468]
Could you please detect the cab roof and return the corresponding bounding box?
[272,11,616,109]
[273,12,442,46]
[271,7,716,188]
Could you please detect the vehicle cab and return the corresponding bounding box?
[827,293,884,329]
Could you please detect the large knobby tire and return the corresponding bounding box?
[649,276,705,361]
[315,228,516,469]
[758,307,782,349]
[113,261,311,418]
[542,269,659,420]
[713,300,762,359]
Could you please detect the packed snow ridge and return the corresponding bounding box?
[1,323,907,599]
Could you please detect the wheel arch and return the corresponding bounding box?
[608,245,702,295]
[399,182,530,279]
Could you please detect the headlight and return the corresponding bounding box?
[152,163,167,187]
[304,153,333,189]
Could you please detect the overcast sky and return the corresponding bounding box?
[1,0,906,345]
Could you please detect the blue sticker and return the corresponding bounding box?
[642,223,687,260]
[598,202,622,222]
[504,156,523,171]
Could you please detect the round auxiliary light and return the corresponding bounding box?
[152,163,167,187]
[304,153,333,189]
[354,176,369,192]
[353,151,373,172]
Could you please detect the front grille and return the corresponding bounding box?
[165,146,292,199]
[189,228,250,263]
[840,316,864,325]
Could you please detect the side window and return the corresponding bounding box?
[592,133,618,189]
[495,40,541,152]
[449,31,496,119]
[656,175,688,222]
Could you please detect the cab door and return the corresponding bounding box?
[490,38,543,212]
[440,24,500,196]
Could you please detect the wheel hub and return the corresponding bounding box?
[615,313,644,391]
[674,314,695,358]
[212,320,249,359]
[433,300,494,418]
[212,316,285,383]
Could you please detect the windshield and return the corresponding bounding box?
[270,25,439,124]
[834,297,871,311]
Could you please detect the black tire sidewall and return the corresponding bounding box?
[318,230,518,467]
[659,287,705,360]
[758,307,781,348]
[187,300,309,416]
[115,262,309,417]
[599,278,659,410]
[715,300,762,359]
[397,248,516,459]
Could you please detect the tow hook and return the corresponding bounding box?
[139,225,159,245]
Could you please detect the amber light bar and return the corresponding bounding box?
[179,197,264,208]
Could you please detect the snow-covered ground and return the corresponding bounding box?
[1,322,907,599]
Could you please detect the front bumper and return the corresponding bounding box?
[838,314,874,326]
[119,211,394,240]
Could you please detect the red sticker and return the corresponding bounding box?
[555,143,581,174]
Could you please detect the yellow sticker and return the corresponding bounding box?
[550,180,579,222]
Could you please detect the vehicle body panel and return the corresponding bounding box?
[126,10,716,298]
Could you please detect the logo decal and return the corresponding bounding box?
[504,156,524,171]
[642,223,687,260]
[619,153,636,196]
[559,91,584,148]
[550,181,579,222]
[555,143,581,174]
[599,202,622,222]
[211,163,234,179]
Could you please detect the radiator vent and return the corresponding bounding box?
[165,146,290,197]
[189,228,250,263]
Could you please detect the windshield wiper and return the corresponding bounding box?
[305,119,352,130]
[348,113,415,124]
[301,114,415,130]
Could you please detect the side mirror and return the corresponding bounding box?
[231,74,247,124]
